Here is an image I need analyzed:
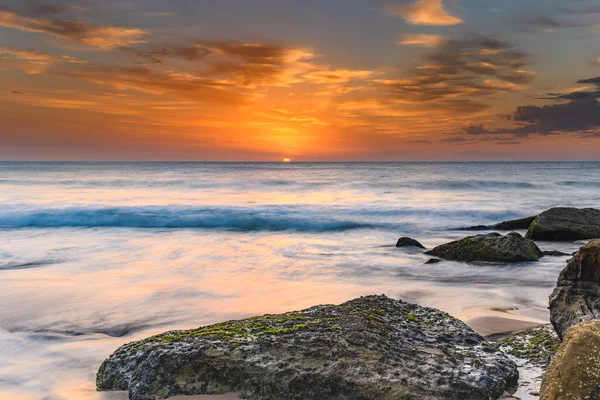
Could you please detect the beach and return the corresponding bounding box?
[0,161,598,399]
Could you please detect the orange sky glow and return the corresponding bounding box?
[0,0,599,161]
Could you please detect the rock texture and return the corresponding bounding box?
[97,295,518,400]
[496,325,560,397]
[549,239,600,339]
[540,321,600,400]
[396,237,426,249]
[526,207,600,241]
[425,232,543,263]
[496,325,560,368]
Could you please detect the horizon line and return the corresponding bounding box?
[1,160,600,163]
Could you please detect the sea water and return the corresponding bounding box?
[1,162,599,399]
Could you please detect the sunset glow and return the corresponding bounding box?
[0,0,599,161]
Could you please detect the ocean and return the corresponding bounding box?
[1,161,599,399]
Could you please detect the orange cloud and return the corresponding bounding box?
[398,33,449,47]
[303,69,374,84]
[0,46,85,74]
[57,64,248,105]
[0,10,148,50]
[388,0,463,26]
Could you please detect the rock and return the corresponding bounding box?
[540,321,600,400]
[458,216,536,232]
[494,216,537,231]
[542,250,571,257]
[526,207,600,241]
[396,237,426,249]
[495,325,560,397]
[97,295,518,400]
[549,239,600,339]
[425,258,442,264]
[495,325,560,368]
[424,232,543,263]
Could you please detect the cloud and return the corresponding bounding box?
[375,35,534,112]
[124,45,210,63]
[398,33,449,47]
[143,12,175,17]
[128,41,318,86]
[462,123,488,135]
[0,46,85,74]
[303,69,374,84]
[459,75,600,137]
[127,41,376,89]
[0,9,148,50]
[253,108,330,127]
[386,0,463,26]
[57,64,248,105]
[512,5,600,33]
[21,1,73,16]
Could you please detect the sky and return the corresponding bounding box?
[0,0,599,161]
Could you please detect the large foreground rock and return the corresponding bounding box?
[540,321,600,400]
[526,207,600,241]
[549,239,600,339]
[97,295,518,400]
[425,232,543,262]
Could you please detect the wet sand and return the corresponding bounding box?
[465,306,549,337]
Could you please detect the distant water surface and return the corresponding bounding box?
[0,162,598,399]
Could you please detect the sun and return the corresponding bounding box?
[282,158,291,163]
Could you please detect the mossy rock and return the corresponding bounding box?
[526,207,600,241]
[496,325,560,367]
[540,321,600,400]
[425,232,543,262]
[97,295,518,400]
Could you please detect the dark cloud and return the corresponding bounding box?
[376,34,534,114]
[23,1,72,16]
[123,45,210,63]
[441,137,472,144]
[462,123,489,135]
[0,9,147,50]
[511,3,600,32]
[459,75,600,137]
[127,41,300,86]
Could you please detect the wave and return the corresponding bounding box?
[0,206,381,232]
[413,180,539,190]
[0,259,59,271]
[556,181,600,187]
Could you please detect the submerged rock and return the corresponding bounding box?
[494,216,537,231]
[526,207,600,241]
[540,321,600,400]
[425,232,543,262]
[396,237,426,249]
[458,216,536,232]
[549,239,600,339]
[97,295,518,400]
[541,250,571,257]
[425,258,442,264]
